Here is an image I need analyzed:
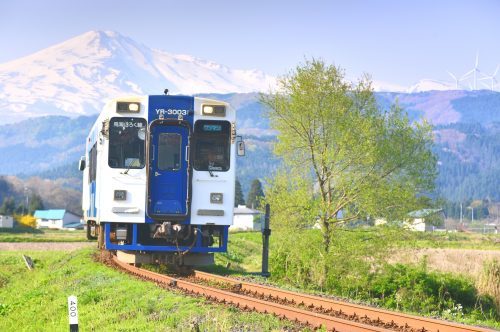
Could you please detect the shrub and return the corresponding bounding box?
[270,227,397,296]
[269,228,499,322]
[15,214,36,228]
[371,264,473,312]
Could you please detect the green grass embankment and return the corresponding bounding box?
[0,248,299,331]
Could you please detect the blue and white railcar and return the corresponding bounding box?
[80,93,244,265]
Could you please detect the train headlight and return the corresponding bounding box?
[114,190,127,201]
[202,105,226,117]
[210,193,223,204]
[116,102,140,113]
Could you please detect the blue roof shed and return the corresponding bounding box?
[34,209,66,220]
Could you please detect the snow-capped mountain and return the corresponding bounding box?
[371,80,406,93]
[407,79,456,93]
[0,30,489,125]
[0,30,276,124]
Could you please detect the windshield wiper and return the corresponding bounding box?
[121,163,134,175]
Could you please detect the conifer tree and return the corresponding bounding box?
[28,194,44,215]
[0,196,16,215]
[235,179,245,207]
[246,179,264,209]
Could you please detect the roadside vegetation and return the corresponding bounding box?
[216,231,500,329]
[0,248,299,331]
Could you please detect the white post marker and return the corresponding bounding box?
[67,295,78,332]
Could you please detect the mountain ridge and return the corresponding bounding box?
[0,30,276,124]
[1,30,497,126]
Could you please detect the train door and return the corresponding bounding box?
[148,120,190,219]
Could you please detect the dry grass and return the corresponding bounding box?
[390,248,499,278]
[390,248,500,306]
[478,259,500,310]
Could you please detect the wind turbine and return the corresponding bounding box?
[461,53,481,90]
[479,65,499,91]
[447,71,461,89]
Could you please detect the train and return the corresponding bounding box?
[79,91,244,266]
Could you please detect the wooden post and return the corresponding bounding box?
[261,204,271,277]
[22,255,34,270]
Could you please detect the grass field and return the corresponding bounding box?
[400,231,500,250]
[0,248,301,331]
[0,227,89,242]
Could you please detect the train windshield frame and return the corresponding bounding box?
[193,120,231,172]
[108,117,147,169]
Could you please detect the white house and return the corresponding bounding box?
[0,215,14,228]
[373,209,444,232]
[231,205,263,231]
[407,209,444,232]
[34,210,82,230]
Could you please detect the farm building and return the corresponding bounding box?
[34,209,82,230]
[0,215,14,228]
[374,209,444,232]
[407,209,444,232]
[230,205,263,231]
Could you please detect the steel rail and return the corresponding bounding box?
[193,270,496,332]
[112,256,389,332]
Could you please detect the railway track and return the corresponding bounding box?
[111,256,496,332]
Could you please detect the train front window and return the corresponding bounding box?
[158,133,181,171]
[108,117,146,169]
[193,120,230,172]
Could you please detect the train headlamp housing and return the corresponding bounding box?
[202,105,226,117]
[116,102,140,113]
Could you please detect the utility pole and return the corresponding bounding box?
[467,206,474,223]
[23,187,28,215]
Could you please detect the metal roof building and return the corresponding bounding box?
[34,209,82,229]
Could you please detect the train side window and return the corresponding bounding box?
[108,117,147,169]
[193,120,230,172]
[88,143,97,183]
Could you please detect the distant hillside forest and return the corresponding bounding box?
[0,175,81,215]
[434,122,500,202]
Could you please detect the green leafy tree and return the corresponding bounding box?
[234,179,245,207]
[261,59,436,252]
[246,179,265,209]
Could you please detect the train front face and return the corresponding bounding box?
[103,95,236,258]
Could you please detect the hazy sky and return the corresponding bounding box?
[1,0,499,87]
